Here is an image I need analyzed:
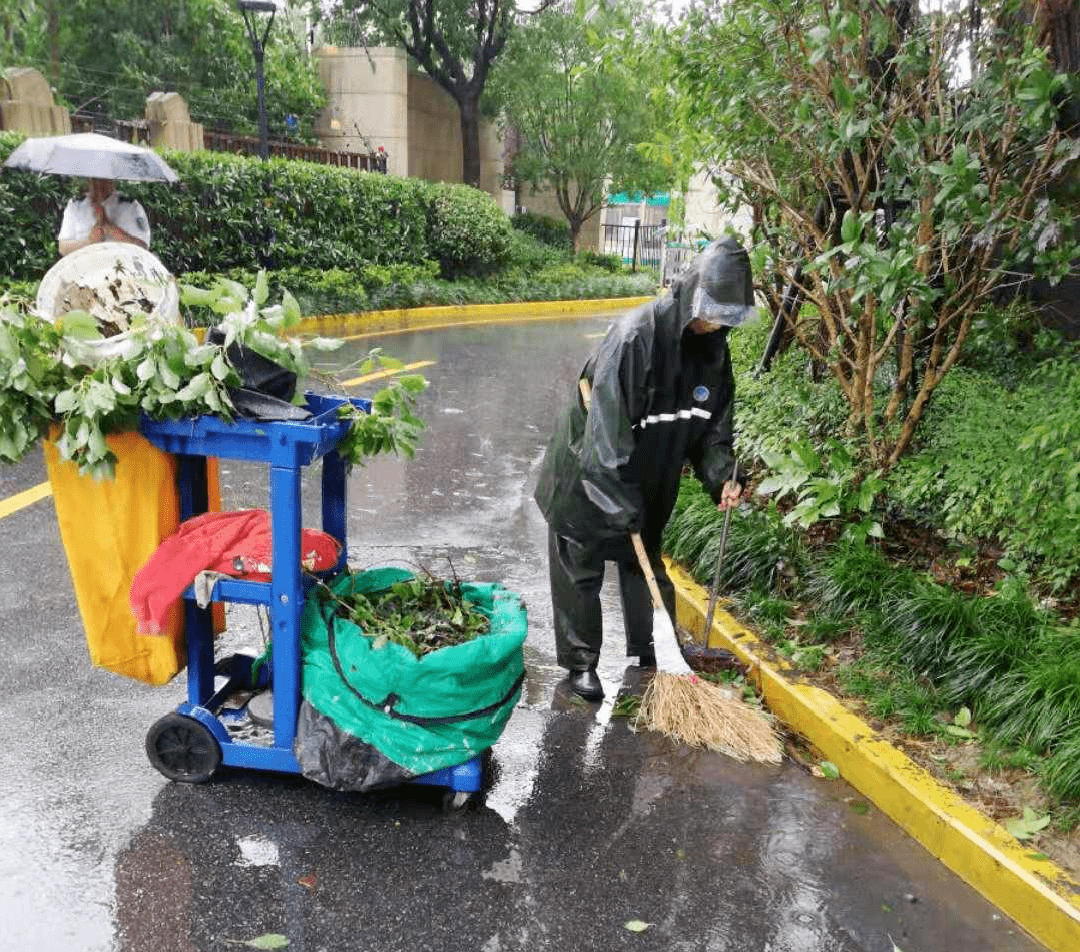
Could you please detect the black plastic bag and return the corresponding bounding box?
[206,326,310,420]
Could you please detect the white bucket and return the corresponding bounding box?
[36,242,181,362]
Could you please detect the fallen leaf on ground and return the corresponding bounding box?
[1005,807,1050,841]
[225,935,289,949]
[814,761,840,780]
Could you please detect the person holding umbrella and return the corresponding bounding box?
[2,132,177,256]
[57,176,151,256]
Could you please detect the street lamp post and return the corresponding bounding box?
[237,0,277,160]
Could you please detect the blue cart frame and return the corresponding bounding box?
[139,393,482,804]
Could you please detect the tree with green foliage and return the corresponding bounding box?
[494,0,673,252]
[666,0,1079,473]
[1,0,325,141]
[314,0,517,187]
[0,1,47,68]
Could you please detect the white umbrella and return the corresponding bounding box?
[2,132,179,183]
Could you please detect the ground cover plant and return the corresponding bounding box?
[176,259,656,327]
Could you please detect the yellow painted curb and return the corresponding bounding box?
[297,297,652,337]
[668,560,1080,952]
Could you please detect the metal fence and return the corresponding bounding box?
[202,130,388,172]
[600,220,711,284]
[661,240,702,286]
[600,220,666,271]
[70,114,388,173]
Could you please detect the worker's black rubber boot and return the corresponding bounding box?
[636,651,656,668]
[568,668,604,701]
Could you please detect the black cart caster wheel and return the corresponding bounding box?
[146,713,222,783]
[442,789,474,814]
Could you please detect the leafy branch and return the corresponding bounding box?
[0,273,427,479]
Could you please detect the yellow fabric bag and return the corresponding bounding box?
[44,430,221,685]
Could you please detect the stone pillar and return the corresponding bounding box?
[406,69,461,184]
[313,46,408,176]
[0,67,71,135]
[144,92,204,152]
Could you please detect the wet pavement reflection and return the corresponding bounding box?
[0,312,1046,951]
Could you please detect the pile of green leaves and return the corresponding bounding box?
[334,576,491,659]
[0,272,427,479]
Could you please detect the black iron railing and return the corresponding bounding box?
[600,220,666,271]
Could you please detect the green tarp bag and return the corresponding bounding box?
[299,567,527,777]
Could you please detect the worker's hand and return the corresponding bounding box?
[88,202,106,242]
[717,480,743,511]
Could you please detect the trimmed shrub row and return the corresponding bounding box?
[0,131,513,283]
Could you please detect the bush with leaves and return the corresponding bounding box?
[426,183,514,279]
[669,0,1080,472]
[510,210,572,251]
[889,354,1080,593]
[0,138,511,284]
[0,272,427,480]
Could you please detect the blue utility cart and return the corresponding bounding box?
[139,393,483,808]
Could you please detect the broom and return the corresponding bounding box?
[630,532,782,763]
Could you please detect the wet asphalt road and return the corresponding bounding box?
[0,312,1046,952]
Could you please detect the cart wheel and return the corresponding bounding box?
[442,789,473,814]
[146,713,222,783]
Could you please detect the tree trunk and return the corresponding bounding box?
[568,219,582,255]
[47,0,59,87]
[459,95,482,188]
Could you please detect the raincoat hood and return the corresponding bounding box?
[672,236,756,330]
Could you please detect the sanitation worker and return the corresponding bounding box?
[534,236,755,701]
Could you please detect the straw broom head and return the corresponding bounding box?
[637,670,782,763]
[634,590,782,763]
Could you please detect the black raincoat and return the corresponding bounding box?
[534,240,746,559]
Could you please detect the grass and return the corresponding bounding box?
[979,628,1080,753]
[806,541,916,617]
[664,474,1080,811]
[978,741,1041,774]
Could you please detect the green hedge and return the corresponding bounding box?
[0,132,513,282]
[511,210,572,251]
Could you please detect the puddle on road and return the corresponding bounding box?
[233,834,280,868]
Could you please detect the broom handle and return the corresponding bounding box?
[631,532,666,610]
[578,376,592,409]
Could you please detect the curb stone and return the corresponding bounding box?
[298,296,654,337]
